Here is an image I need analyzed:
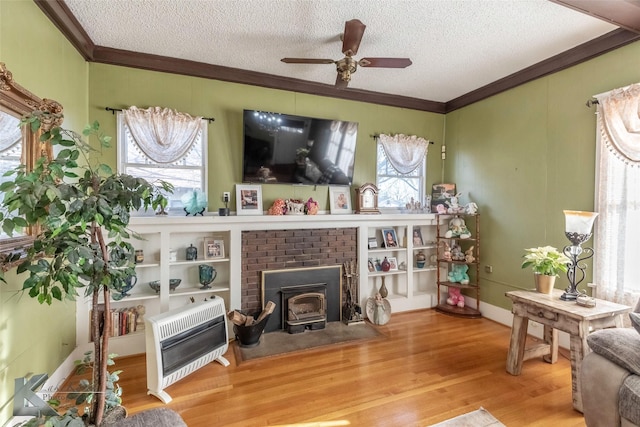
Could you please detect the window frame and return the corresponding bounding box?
[375,140,426,212]
[116,112,208,214]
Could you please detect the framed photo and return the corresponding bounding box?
[329,186,351,214]
[368,237,378,249]
[431,183,456,213]
[387,257,399,271]
[412,228,423,246]
[236,184,262,215]
[204,239,224,259]
[381,228,399,248]
[367,259,376,272]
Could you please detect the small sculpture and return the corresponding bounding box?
[446,288,465,308]
[465,202,478,215]
[465,246,475,263]
[440,241,452,261]
[181,189,207,216]
[136,304,146,330]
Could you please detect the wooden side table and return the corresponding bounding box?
[505,289,631,412]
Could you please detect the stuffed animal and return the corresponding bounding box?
[465,246,475,263]
[446,287,465,308]
[448,264,470,285]
[444,216,471,239]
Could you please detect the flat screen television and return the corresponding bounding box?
[242,110,358,185]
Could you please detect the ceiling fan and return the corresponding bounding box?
[281,19,412,89]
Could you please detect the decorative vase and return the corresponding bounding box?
[416,251,426,269]
[534,273,556,294]
[198,264,217,289]
[113,275,137,300]
[186,244,197,261]
[381,257,391,272]
[379,276,389,298]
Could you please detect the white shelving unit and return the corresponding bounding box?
[76,213,439,356]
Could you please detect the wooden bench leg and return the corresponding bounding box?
[506,314,528,375]
[542,325,558,364]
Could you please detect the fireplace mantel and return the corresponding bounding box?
[91,212,439,357]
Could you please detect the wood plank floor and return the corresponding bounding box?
[101,309,586,426]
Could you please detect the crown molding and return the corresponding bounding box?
[33,0,640,114]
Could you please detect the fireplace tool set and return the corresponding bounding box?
[342,260,364,325]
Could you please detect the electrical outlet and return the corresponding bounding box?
[485,265,493,273]
[222,192,230,202]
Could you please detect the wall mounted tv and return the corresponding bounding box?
[242,110,358,185]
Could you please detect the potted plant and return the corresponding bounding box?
[521,246,570,294]
[0,111,172,425]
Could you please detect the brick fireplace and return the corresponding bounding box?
[240,227,357,314]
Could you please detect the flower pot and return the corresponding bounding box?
[534,273,556,294]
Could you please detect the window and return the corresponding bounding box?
[376,141,425,209]
[117,112,207,213]
[593,84,640,307]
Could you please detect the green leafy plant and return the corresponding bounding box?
[521,245,571,276]
[0,111,172,425]
[20,352,121,427]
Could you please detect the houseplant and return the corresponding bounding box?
[521,246,570,293]
[0,111,171,425]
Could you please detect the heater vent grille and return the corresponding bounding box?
[146,298,229,403]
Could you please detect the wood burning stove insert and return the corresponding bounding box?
[281,284,326,333]
[261,266,342,333]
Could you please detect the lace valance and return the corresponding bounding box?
[378,133,429,174]
[595,83,640,165]
[123,106,203,164]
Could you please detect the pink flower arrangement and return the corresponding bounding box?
[267,198,286,215]
[267,197,319,215]
[305,197,319,215]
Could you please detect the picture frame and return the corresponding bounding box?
[387,257,399,271]
[204,238,224,259]
[329,186,351,214]
[381,228,399,248]
[367,259,376,272]
[236,184,262,215]
[431,183,456,213]
[368,237,378,249]
[412,228,424,247]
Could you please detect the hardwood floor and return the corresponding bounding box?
[100,310,586,426]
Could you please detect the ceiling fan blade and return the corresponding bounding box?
[281,58,335,64]
[341,19,366,57]
[358,58,413,68]
[335,73,349,89]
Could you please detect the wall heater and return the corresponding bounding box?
[145,297,229,403]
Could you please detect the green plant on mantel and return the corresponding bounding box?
[0,111,172,426]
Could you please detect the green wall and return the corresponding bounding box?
[88,63,444,210]
[446,41,640,310]
[0,0,88,424]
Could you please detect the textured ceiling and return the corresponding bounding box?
[63,0,618,103]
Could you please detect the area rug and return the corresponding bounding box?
[428,407,505,427]
[233,321,384,363]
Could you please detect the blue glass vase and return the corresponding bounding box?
[198,264,217,289]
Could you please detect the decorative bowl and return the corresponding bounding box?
[148,279,182,293]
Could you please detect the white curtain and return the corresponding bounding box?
[0,112,21,153]
[123,106,202,164]
[593,84,640,307]
[378,133,429,174]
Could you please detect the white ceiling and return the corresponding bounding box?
[63,0,618,103]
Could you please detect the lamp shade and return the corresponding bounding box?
[564,210,598,235]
